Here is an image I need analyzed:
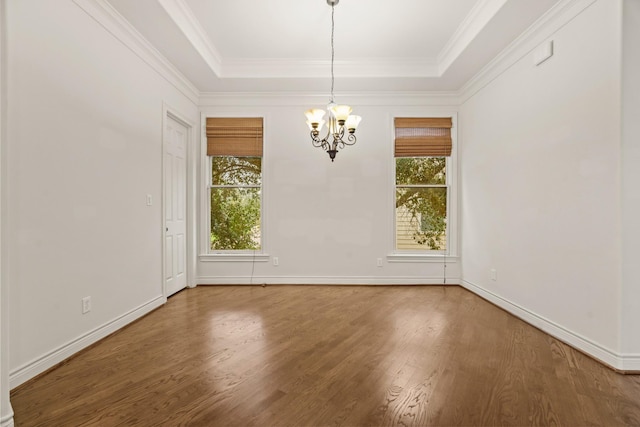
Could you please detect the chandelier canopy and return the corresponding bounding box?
[305,0,362,162]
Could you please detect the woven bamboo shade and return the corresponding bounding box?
[206,117,263,156]
[394,117,452,157]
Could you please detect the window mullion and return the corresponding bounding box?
[396,184,447,188]
[210,185,261,189]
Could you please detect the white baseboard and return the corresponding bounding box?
[461,280,639,372]
[197,275,461,285]
[0,413,14,427]
[9,295,166,389]
[619,354,640,372]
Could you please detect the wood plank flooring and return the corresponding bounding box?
[10,285,640,426]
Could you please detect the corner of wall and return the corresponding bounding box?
[0,0,15,422]
[458,0,631,372]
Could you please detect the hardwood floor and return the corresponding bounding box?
[11,285,640,426]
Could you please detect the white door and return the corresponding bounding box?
[164,115,187,296]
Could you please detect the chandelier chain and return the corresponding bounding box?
[304,0,360,162]
[330,3,335,103]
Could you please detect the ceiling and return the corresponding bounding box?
[106,0,561,94]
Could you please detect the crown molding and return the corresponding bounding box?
[148,0,577,86]
[437,0,509,75]
[157,0,223,76]
[222,58,439,79]
[458,0,598,104]
[73,0,199,104]
[198,91,461,107]
[156,0,471,80]
[74,0,595,106]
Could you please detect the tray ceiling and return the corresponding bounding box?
[106,0,561,93]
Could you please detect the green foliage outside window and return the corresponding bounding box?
[396,157,447,250]
[210,156,261,250]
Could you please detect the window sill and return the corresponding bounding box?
[387,254,459,263]
[199,253,270,262]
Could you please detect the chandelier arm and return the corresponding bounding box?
[313,140,329,150]
[310,129,332,151]
[311,125,331,146]
[310,136,326,149]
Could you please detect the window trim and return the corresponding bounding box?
[200,114,268,260]
[199,253,270,262]
[388,113,458,260]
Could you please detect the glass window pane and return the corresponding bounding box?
[212,156,262,186]
[396,187,447,251]
[396,157,446,185]
[211,187,261,250]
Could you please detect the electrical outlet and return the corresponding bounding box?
[273,257,279,266]
[377,258,383,267]
[490,269,497,281]
[82,296,92,314]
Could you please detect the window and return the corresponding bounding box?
[394,117,452,252]
[206,117,263,251]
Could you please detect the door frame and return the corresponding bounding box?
[161,103,197,298]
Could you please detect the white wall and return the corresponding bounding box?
[5,0,198,387]
[198,99,460,285]
[620,0,640,359]
[4,2,635,414]
[460,0,626,366]
[1,0,14,423]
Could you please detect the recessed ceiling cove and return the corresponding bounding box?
[105,0,561,93]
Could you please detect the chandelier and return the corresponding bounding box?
[305,0,362,162]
